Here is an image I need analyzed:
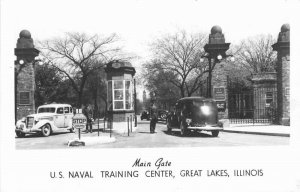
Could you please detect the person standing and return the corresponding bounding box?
[83,105,93,133]
[150,107,158,134]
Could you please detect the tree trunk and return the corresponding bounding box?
[99,94,107,118]
[77,75,87,108]
[93,90,98,119]
[77,91,83,108]
[180,87,185,98]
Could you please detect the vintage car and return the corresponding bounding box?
[15,104,74,137]
[140,111,150,120]
[157,109,168,122]
[166,97,223,137]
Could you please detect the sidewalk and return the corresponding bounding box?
[222,123,290,137]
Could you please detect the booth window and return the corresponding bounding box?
[114,80,124,109]
[107,80,133,110]
[125,81,132,109]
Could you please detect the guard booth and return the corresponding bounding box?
[105,61,136,132]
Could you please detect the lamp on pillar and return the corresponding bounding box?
[272,23,290,125]
[15,30,40,122]
[200,26,233,98]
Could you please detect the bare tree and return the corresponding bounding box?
[85,68,107,118]
[38,32,121,107]
[142,61,180,109]
[234,34,277,75]
[147,30,208,97]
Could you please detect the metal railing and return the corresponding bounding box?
[229,108,277,124]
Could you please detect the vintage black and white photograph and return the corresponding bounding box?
[1,0,299,191]
[13,3,291,149]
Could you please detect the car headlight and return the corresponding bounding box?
[186,118,192,125]
[201,106,211,116]
[21,117,26,123]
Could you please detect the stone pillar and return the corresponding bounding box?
[15,30,40,121]
[105,61,136,133]
[252,73,277,122]
[211,62,228,119]
[203,25,231,120]
[272,24,290,125]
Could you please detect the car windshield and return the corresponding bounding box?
[38,107,56,113]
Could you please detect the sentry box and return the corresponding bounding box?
[105,61,136,131]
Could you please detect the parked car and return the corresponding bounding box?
[140,111,150,120]
[157,109,168,122]
[166,97,223,137]
[15,104,74,137]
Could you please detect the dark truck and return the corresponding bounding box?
[166,97,223,137]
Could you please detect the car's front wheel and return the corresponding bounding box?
[15,131,25,138]
[69,127,75,133]
[211,130,219,137]
[180,122,187,136]
[41,124,51,137]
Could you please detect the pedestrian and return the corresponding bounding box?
[150,107,158,134]
[83,104,93,133]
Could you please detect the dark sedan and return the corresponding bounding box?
[166,97,223,137]
[157,109,168,122]
[140,111,150,120]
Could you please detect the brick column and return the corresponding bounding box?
[211,62,228,119]
[272,24,290,125]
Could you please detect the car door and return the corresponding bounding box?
[64,107,73,127]
[54,107,65,128]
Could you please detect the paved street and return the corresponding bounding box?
[15,120,289,149]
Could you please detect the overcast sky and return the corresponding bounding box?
[2,0,294,65]
[1,0,298,97]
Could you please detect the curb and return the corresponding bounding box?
[222,130,290,137]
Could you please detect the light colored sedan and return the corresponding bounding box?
[15,104,74,137]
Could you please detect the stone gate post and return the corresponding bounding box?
[272,24,290,125]
[14,30,40,122]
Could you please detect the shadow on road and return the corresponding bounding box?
[15,131,72,139]
[138,121,166,125]
[138,121,150,124]
[138,131,154,134]
[162,130,213,138]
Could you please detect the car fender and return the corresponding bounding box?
[16,119,26,128]
[34,120,56,130]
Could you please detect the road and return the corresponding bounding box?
[15,120,289,149]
